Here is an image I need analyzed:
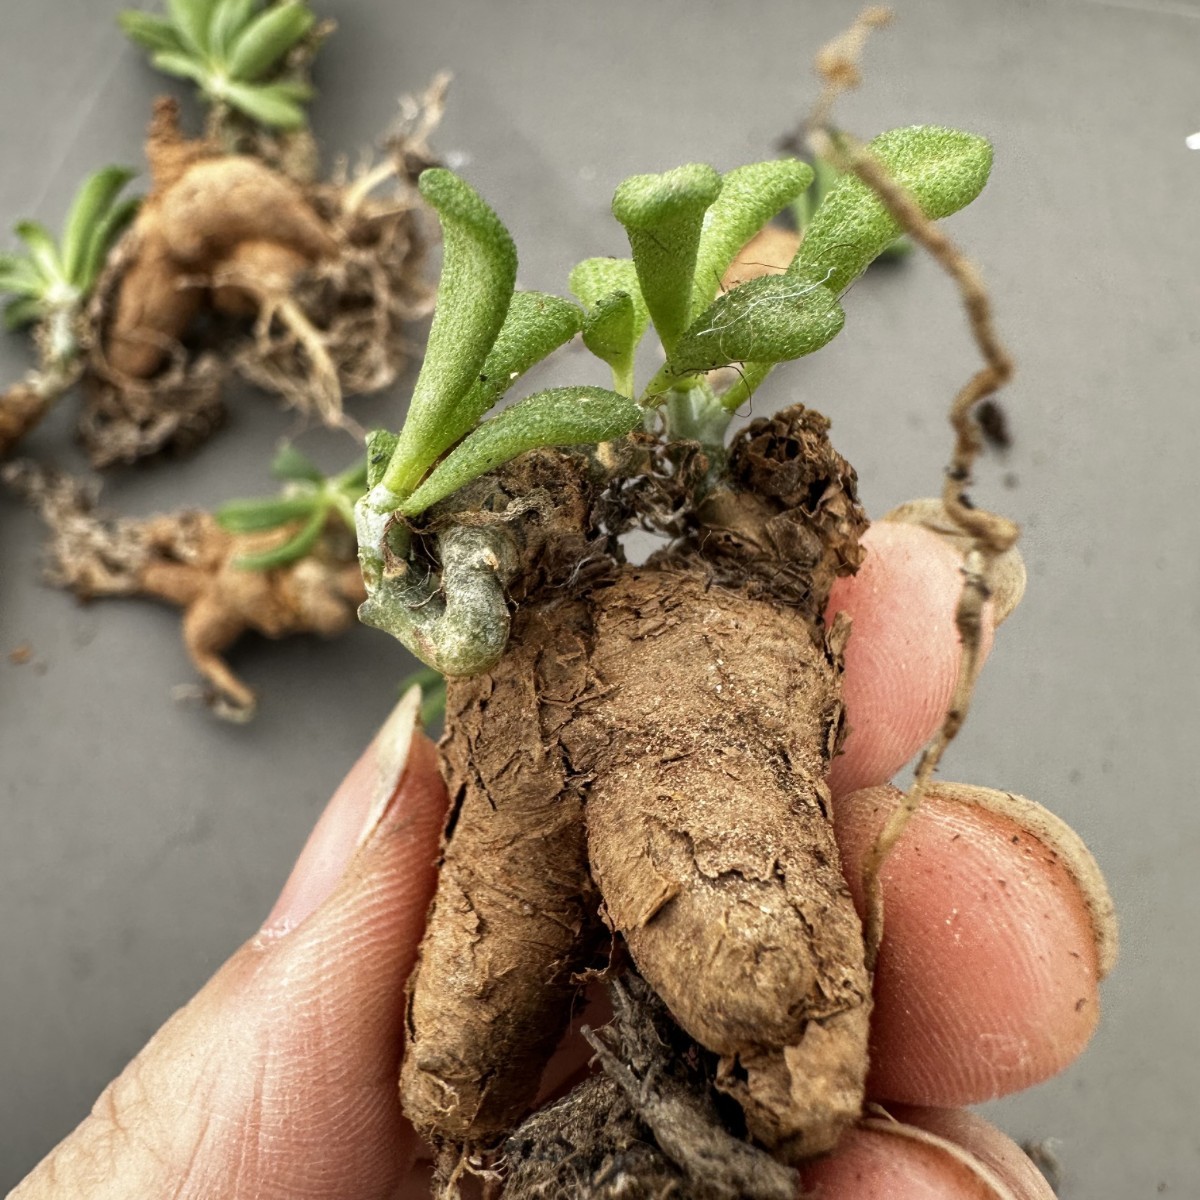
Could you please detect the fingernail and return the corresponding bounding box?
[260,686,423,938]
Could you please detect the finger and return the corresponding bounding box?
[833,783,1116,1108]
[798,1105,1054,1199]
[14,690,448,1200]
[824,521,996,799]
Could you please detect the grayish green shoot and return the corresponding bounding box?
[119,0,318,129]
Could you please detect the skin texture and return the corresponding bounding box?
[11,523,1103,1199]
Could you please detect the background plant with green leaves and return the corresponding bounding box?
[353,124,993,677]
[120,0,320,130]
[216,442,367,570]
[0,167,139,366]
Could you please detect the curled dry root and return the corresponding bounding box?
[80,81,441,465]
[4,460,364,720]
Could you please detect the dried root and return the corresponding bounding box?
[806,5,1020,967]
[502,975,799,1200]
[79,80,440,464]
[4,461,364,719]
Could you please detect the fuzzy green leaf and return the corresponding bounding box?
[78,197,140,294]
[690,159,812,316]
[611,164,722,354]
[448,291,583,438]
[0,254,51,299]
[216,494,318,533]
[210,0,258,61]
[14,221,64,284]
[270,441,324,483]
[569,256,645,317]
[716,359,772,412]
[118,10,186,53]
[570,257,650,388]
[794,126,993,294]
[666,273,845,377]
[226,1,314,80]
[400,387,642,516]
[232,504,326,570]
[150,49,210,85]
[366,429,400,490]
[381,169,518,499]
[61,167,136,287]
[221,80,307,128]
[167,0,219,56]
[4,295,44,331]
[581,291,637,384]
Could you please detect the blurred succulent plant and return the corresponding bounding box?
[119,0,320,130]
[0,167,139,364]
[216,442,367,570]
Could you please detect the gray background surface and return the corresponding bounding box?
[2,0,1198,1195]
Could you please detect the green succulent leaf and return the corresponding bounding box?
[794,125,993,294]
[263,77,314,102]
[611,163,722,354]
[270,441,324,483]
[568,256,646,322]
[380,169,518,500]
[150,49,210,85]
[221,80,307,128]
[716,359,773,412]
[60,167,136,287]
[665,273,845,377]
[166,0,219,56]
[570,257,650,393]
[690,158,812,316]
[118,10,186,53]
[400,386,643,516]
[210,0,258,61]
[233,504,327,570]
[581,291,638,392]
[448,290,583,438]
[78,197,140,294]
[226,1,314,80]
[216,494,318,533]
[4,295,45,331]
[0,254,51,299]
[366,429,400,489]
[14,221,64,284]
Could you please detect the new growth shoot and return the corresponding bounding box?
[355,129,994,675]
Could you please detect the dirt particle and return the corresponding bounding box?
[8,643,32,665]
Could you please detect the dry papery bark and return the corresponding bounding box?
[77,76,447,467]
[3,460,363,720]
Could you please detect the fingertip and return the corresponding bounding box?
[798,1109,1055,1199]
[833,785,1104,1107]
[825,523,995,798]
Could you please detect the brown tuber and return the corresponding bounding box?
[80,91,437,465]
[4,461,364,719]
[399,408,876,1182]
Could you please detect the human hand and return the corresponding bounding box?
[11,521,1113,1200]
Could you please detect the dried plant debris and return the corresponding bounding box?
[77,81,441,466]
[502,976,798,1200]
[4,460,364,720]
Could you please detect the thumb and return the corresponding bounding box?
[14,689,448,1200]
